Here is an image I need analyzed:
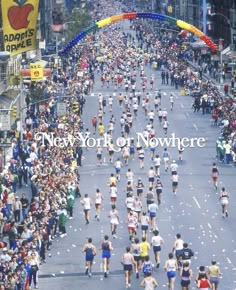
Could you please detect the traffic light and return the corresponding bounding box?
[72,102,79,113]
[11,106,17,118]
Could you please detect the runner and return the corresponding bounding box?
[219,187,229,217]
[211,162,219,190]
[145,187,155,210]
[114,158,123,181]
[164,253,178,290]
[126,168,134,187]
[140,212,150,239]
[171,173,179,195]
[136,177,145,198]
[82,237,97,277]
[147,166,155,188]
[80,194,92,225]
[140,237,151,262]
[155,178,163,206]
[138,146,145,169]
[180,261,192,290]
[148,201,159,232]
[120,246,136,289]
[91,116,97,134]
[94,188,104,221]
[131,237,141,279]
[108,204,119,239]
[110,183,118,205]
[172,233,184,268]
[100,235,113,278]
[96,145,103,166]
[208,260,222,290]
[140,273,158,290]
[151,230,164,268]
[163,148,170,171]
[169,94,174,111]
[180,243,194,266]
[153,154,161,177]
[132,196,142,222]
[170,160,178,175]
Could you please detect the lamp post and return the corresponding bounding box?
[210,12,234,49]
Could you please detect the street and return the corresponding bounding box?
[38,20,236,290]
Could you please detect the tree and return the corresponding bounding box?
[64,8,92,42]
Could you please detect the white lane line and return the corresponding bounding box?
[193,196,201,209]
[163,92,167,96]
[180,103,184,108]
[193,124,198,131]
[226,257,232,264]
[186,112,190,117]
[208,223,212,229]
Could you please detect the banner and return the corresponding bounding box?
[30,62,43,81]
[1,0,39,56]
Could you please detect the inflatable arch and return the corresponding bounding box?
[61,12,217,55]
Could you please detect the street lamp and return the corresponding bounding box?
[210,13,234,49]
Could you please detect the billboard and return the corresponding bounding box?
[1,0,39,56]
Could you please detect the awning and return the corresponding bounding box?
[221,46,230,55]
[190,40,208,49]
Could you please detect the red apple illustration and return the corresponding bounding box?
[8,0,34,30]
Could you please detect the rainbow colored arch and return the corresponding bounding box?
[61,12,217,55]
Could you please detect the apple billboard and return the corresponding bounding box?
[1,0,39,56]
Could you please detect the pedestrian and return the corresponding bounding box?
[140,272,158,289]
[80,194,92,225]
[28,252,39,289]
[138,146,145,169]
[20,194,29,221]
[151,230,164,268]
[82,237,97,277]
[94,188,104,221]
[120,246,136,289]
[145,187,155,210]
[96,146,103,166]
[164,252,178,290]
[114,158,123,181]
[219,187,229,218]
[180,261,192,290]
[109,184,117,205]
[100,235,113,278]
[12,196,22,223]
[208,260,222,290]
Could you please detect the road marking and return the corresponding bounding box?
[180,103,184,108]
[208,223,212,229]
[186,112,190,117]
[193,196,201,209]
[163,92,167,96]
[193,123,198,131]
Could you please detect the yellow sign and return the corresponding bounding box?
[30,62,43,81]
[167,5,173,14]
[1,0,39,56]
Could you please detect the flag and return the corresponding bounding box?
[1,0,39,56]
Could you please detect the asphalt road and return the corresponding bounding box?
[38,21,236,290]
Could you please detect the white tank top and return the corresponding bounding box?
[167,259,176,272]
